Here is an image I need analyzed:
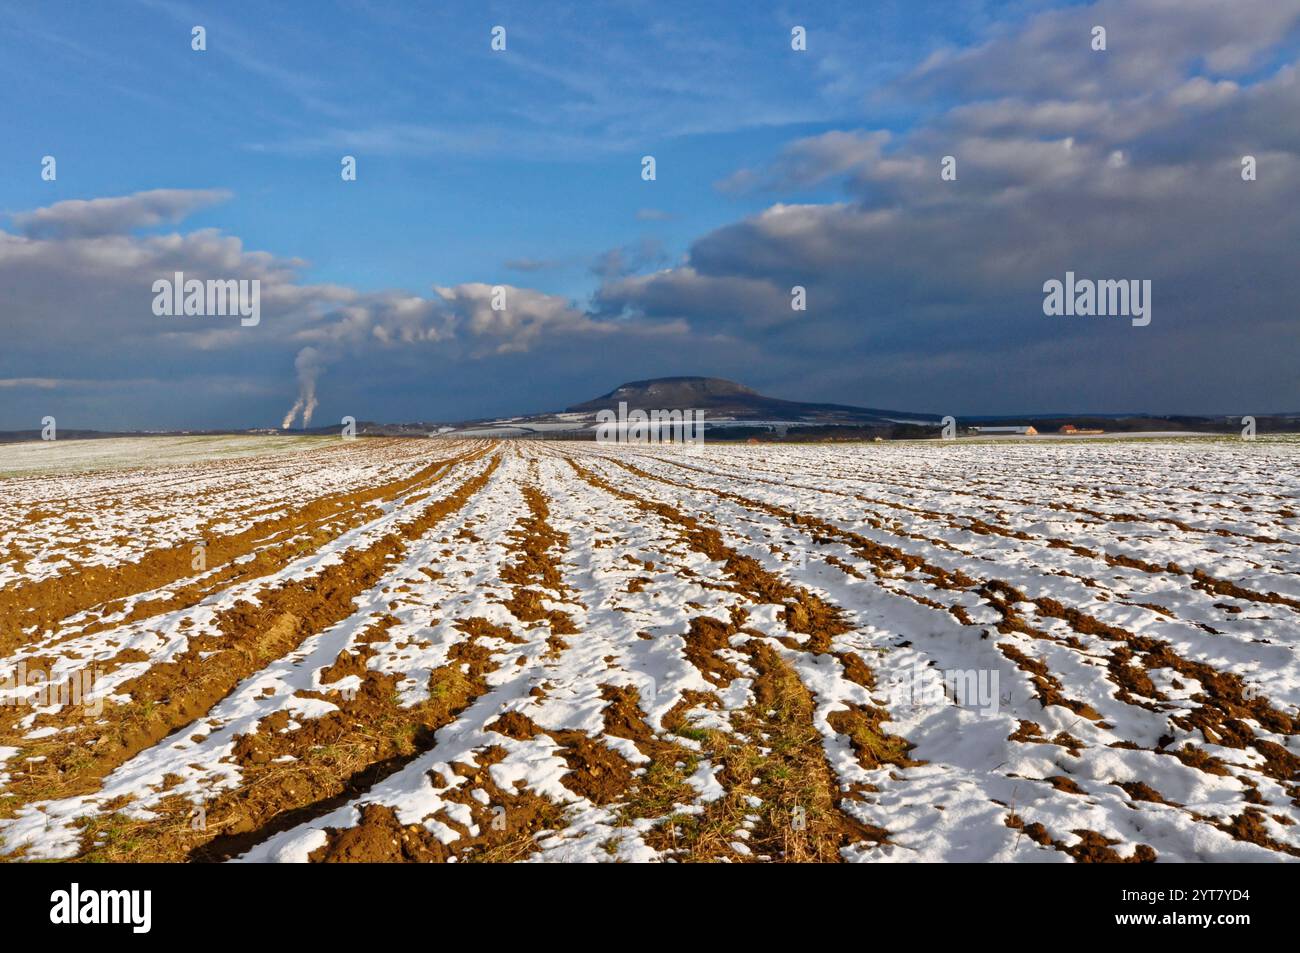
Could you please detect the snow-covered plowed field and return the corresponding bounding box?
[1,436,1297,862]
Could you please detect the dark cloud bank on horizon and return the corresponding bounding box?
[2,0,1299,430]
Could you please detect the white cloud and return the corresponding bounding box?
[11,189,231,238]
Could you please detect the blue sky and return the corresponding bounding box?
[2,0,954,295]
[2,0,1298,429]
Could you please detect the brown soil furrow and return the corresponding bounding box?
[629,450,1297,609]
[6,439,1290,863]
[73,450,481,638]
[568,459,852,654]
[565,456,901,858]
[305,746,569,863]
[628,452,1095,545]
[588,453,1299,801]
[498,466,579,659]
[2,438,446,518]
[1044,502,1283,546]
[238,466,590,864]
[81,457,585,863]
[0,442,479,658]
[184,615,504,862]
[665,450,1285,547]
[630,452,968,552]
[1005,811,1159,863]
[595,454,985,616]
[645,643,890,862]
[0,452,501,842]
[0,447,486,745]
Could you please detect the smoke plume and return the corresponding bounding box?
[281,347,323,429]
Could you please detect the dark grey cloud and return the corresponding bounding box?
[597,0,1300,414]
[908,0,1300,100]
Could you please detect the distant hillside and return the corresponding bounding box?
[567,376,940,424]
[2,377,1295,441]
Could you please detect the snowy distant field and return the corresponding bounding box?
[0,435,329,478]
[0,438,1296,862]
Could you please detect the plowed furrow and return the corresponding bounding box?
[583,451,1300,838]
[194,455,576,863]
[563,456,905,859]
[0,453,500,854]
[626,450,1299,611]
[0,442,479,656]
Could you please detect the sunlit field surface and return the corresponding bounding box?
[1,437,1296,862]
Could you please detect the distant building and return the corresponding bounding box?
[1059,424,1104,435]
[970,425,1038,435]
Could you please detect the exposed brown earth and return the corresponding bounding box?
[2,437,1297,863]
[0,452,499,854]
